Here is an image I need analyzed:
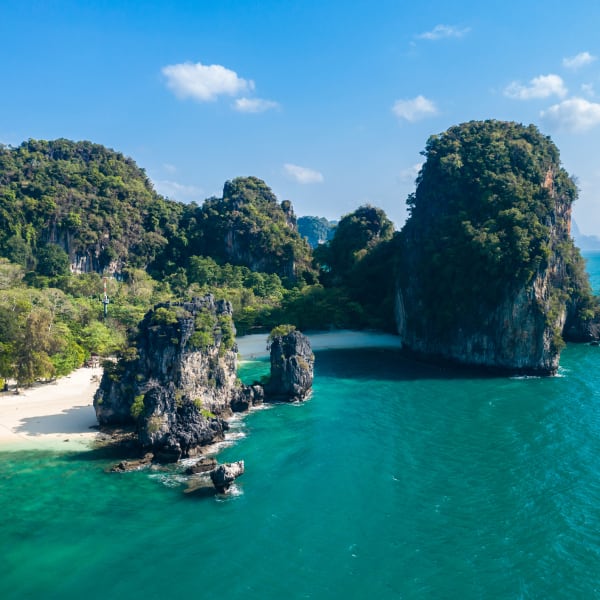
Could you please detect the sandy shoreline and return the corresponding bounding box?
[0,330,401,453]
[0,367,102,452]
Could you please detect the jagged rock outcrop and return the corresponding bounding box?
[396,120,593,375]
[210,461,245,493]
[265,330,314,401]
[94,295,262,461]
[230,384,264,412]
[184,459,245,496]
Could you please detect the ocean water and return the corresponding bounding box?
[2,260,600,599]
[585,250,600,294]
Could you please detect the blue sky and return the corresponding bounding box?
[3,0,600,233]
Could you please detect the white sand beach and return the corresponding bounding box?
[237,330,402,359]
[0,367,102,451]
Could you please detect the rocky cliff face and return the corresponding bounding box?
[196,177,314,282]
[396,121,586,375]
[396,264,566,373]
[265,330,314,401]
[94,295,259,461]
[94,296,315,461]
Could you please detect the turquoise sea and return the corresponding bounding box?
[2,254,600,599]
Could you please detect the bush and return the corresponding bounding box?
[130,394,145,419]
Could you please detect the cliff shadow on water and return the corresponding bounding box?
[312,347,506,382]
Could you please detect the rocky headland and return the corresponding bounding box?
[94,296,314,487]
[396,120,599,375]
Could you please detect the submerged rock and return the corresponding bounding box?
[265,330,314,401]
[184,457,218,475]
[108,452,155,473]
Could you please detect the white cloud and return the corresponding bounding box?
[163,163,177,174]
[416,24,470,40]
[581,83,595,97]
[563,51,596,70]
[504,74,567,100]
[398,162,424,183]
[153,179,203,199]
[284,163,324,184]
[392,95,438,122]
[233,97,280,113]
[162,61,254,102]
[541,97,600,133]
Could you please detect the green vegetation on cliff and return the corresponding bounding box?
[0,139,181,273]
[163,176,315,284]
[400,120,592,335]
[396,119,599,371]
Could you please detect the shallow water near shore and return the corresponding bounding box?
[2,256,600,599]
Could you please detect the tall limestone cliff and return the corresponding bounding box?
[396,120,595,374]
[94,295,257,461]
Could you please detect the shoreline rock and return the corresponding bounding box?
[94,305,314,494]
[265,330,314,401]
[94,295,264,461]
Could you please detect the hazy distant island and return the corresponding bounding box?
[0,120,599,402]
[297,215,337,248]
[572,221,600,251]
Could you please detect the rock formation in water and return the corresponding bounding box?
[94,295,263,461]
[396,120,598,374]
[94,297,314,461]
[265,329,314,401]
[210,461,245,493]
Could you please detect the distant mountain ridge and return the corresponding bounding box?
[572,221,600,251]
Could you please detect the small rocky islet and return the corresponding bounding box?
[93,294,314,493]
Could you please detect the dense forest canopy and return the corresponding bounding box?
[0,139,181,274]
